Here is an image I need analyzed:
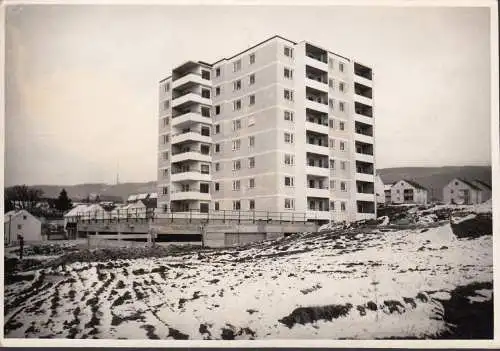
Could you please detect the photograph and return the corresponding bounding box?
[2,0,497,344]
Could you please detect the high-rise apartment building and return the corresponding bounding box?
[157,35,376,223]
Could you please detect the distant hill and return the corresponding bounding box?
[16,166,492,203]
[31,181,157,202]
[378,166,492,201]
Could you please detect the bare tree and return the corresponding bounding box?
[5,185,44,211]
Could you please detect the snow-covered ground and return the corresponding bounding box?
[4,221,492,340]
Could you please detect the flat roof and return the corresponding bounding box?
[160,34,357,82]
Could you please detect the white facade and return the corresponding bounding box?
[443,178,483,205]
[390,180,428,205]
[4,210,42,244]
[157,36,376,222]
[375,174,385,204]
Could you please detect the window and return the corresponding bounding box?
[340,141,346,151]
[215,67,221,77]
[233,159,241,170]
[215,144,221,153]
[284,154,295,165]
[233,181,241,191]
[215,182,220,192]
[233,80,242,91]
[284,46,294,58]
[284,198,295,209]
[341,182,347,192]
[284,132,294,144]
[329,99,334,110]
[340,161,346,170]
[233,200,241,210]
[248,157,255,168]
[162,134,169,144]
[339,101,345,112]
[330,201,335,211]
[284,111,294,121]
[232,139,241,150]
[249,178,255,188]
[162,151,169,160]
[339,121,345,131]
[201,126,210,136]
[202,89,210,98]
[330,159,335,169]
[200,183,210,193]
[329,139,335,148]
[249,74,255,85]
[215,86,221,96]
[215,162,220,171]
[339,62,344,72]
[248,116,255,126]
[233,59,242,72]
[215,202,220,211]
[162,186,168,195]
[165,82,170,92]
[215,105,221,115]
[285,176,294,186]
[330,180,336,189]
[249,200,255,210]
[341,201,346,211]
[215,124,220,134]
[233,100,242,111]
[284,68,293,79]
[163,169,169,177]
[329,58,334,68]
[200,203,209,213]
[163,100,170,110]
[248,135,255,147]
[202,70,210,80]
[201,107,211,117]
[339,82,345,92]
[284,89,294,101]
[329,79,334,88]
[249,95,255,106]
[201,164,210,174]
[329,119,334,128]
[233,119,242,130]
[250,53,256,64]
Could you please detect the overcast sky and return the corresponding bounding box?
[4,4,492,186]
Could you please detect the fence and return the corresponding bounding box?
[69,209,325,225]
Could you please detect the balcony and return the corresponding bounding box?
[171,151,211,163]
[170,191,211,201]
[306,210,331,221]
[305,121,329,135]
[305,165,329,177]
[357,200,376,217]
[306,186,330,198]
[354,101,373,118]
[305,143,329,156]
[172,92,212,109]
[354,62,373,81]
[170,170,211,182]
[354,82,372,99]
[356,212,376,221]
[171,112,212,128]
[305,43,328,71]
[355,133,374,144]
[171,130,211,145]
[172,72,211,90]
[356,172,374,182]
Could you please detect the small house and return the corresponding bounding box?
[4,210,42,245]
[472,180,492,202]
[390,180,428,205]
[443,178,490,205]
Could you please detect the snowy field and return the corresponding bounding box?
[3,219,493,340]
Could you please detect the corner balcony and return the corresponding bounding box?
[170,170,211,182]
[172,112,212,128]
[355,153,374,163]
[305,143,329,156]
[355,95,373,107]
[305,78,328,93]
[305,56,328,72]
[170,191,211,201]
[306,210,331,221]
[354,133,374,144]
[306,187,330,198]
[171,151,211,164]
[356,192,375,202]
[305,165,330,178]
[305,98,329,114]
[305,121,329,135]
[171,130,211,145]
[172,73,211,90]
[172,92,212,109]
[355,172,374,183]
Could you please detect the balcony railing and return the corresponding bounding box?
[172,129,210,137]
[307,96,328,105]
[172,189,210,194]
[306,75,328,84]
[171,169,210,175]
[307,117,328,126]
[306,53,327,64]
[172,149,211,156]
